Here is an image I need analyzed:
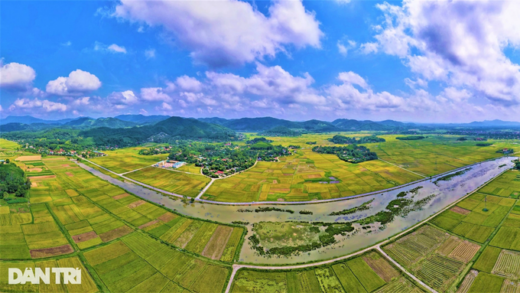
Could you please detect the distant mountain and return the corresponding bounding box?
[260,126,301,137]
[466,120,520,127]
[0,123,59,133]
[198,117,340,132]
[0,115,74,125]
[79,116,236,146]
[64,117,137,129]
[115,114,169,125]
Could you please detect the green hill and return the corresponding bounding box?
[80,116,236,146]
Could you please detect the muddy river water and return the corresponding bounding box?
[78,156,516,265]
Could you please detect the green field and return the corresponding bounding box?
[89,147,167,173]
[231,251,418,293]
[84,232,231,293]
[125,166,211,198]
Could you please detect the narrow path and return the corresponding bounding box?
[196,179,215,199]
[376,246,437,293]
[119,165,150,176]
[378,158,428,178]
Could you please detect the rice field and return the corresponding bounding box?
[383,225,482,292]
[431,188,516,243]
[231,250,415,293]
[478,171,520,199]
[84,232,231,293]
[89,147,167,174]
[373,135,518,177]
[205,148,422,202]
[492,250,520,279]
[125,167,211,198]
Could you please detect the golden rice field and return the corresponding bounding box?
[89,147,167,174]
[125,167,211,198]
[205,148,422,202]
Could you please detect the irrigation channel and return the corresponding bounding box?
[77,157,515,265]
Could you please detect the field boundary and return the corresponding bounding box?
[378,158,428,178]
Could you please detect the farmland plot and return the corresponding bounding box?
[231,250,419,293]
[125,167,210,198]
[492,250,520,279]
[89,147,167,174]
[83,232,231,293]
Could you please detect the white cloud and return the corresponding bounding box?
[176,75,202,92]
[107,90,139,108]
[8,98,67,112]
[326,72,405,110]
[140,87,171,102]
[144,49,156,59]
[360,42,379,54]
[61,41,72,47]
[0,62,36,90]
[335,0,351,3]
[107,44,127,54]
[368,0,520,106]
[404,78,428,89]
[113,0,322,67]
[46,69,101,96]
[438,87,472,103]
[161,102,172,110]
[337,40,356,56]
[72,97,91,106]
[139,108,148,115]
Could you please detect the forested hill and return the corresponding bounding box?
[64,117,137,129]
[79,116,237,146]
[198,117,341,132]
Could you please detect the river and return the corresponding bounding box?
[76,156,516,265]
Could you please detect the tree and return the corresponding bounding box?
[5,159,10,164]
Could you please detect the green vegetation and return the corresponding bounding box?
[249,221,354,256]
[312,145,378,163]
[260,126,301,137]
[433,168,471,185]
[0,163,31,198]
[329,135,385,144]
[329,199,374,216]
[396,135,425,140]
[476,143,493,146]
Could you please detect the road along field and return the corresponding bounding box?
[230,250,421,293]
[125,166,211,198]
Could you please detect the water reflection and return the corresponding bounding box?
[77,157,515,264]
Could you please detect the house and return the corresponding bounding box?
[48,149,54,154]
[216,171,224,175]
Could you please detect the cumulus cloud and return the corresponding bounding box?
[8,98,67,112]
[141,87,171,102]
[0,62,36,90]
[206,63,325,105]
[46,69,101,96]
[108,90,139,106]
[326,72,405,110]
[113,0,323,67]
[367,0,520,106]
[176,76,202,92]
[337,40,356,56]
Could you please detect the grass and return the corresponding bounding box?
[125,166,210,198]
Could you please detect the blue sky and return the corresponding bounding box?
[1,0,519,122]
